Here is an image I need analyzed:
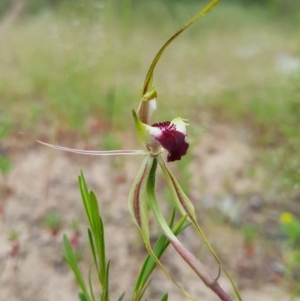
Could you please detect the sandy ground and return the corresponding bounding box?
[0,126,299,301]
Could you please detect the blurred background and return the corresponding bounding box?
[0,0,300,300]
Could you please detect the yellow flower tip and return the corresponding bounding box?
[142,87,158,101]
[280,212,295,225]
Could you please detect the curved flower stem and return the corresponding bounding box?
[128,155,197,301]
[147,158,234,301]
[158,157,243,301]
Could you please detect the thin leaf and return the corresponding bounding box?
[79,173,107,291]
[103,260,111,301]
[129,158,196,301]
[79,173,93,230]
[160,293,168,301]
[134,213,188,296]
[88,265,96,301]
[63,235,91,301]
[118,292,126,301]
[141,0,220,95]
[84,190,106,287]
[158,157,243,301]
[78,292,88,301]
[134,279,152,301]
[88,228,99,278]
[168,208,176,229]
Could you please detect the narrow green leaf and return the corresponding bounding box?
[79,173,93,227]
[117,292,126,301]
[144,159,199,301]
[88,228,99,278]
[168,208,176,229]
[136,279,152,301]
[160,293,168,301]
[83,189,106,288]
[63,235,91,301]
[133,214,188,301]
[103,260,111,301]
[141,0,220,95]
[88,265,96,301]
[158,157,243,301]
[78,292,87,301]
[130,158,196,301]
[79,173,107,291]
[100,290,106,301]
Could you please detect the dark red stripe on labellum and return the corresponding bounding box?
[133,162,148,227]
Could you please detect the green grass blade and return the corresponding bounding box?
[78,292,87,301]
[88,265,96,301]
[133,213,188,297]
[117,292,126,301]
[63,235,91,301]
[160,293,168,301]
[141,0,220,95]
[103,260,110,301]
[88,191,106,282]
[79,173,108,292]
[79,173,93,227]
[136,279,152,301]
[129,157,194,300]
[158,157,243,301]
[88,228,100,278]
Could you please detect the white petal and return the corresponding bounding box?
[148,98,157,117]
[145,124,162,139]
[170,117,189,135]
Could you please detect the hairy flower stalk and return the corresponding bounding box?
[28,0,243,300]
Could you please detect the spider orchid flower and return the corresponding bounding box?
[29,0,243,300]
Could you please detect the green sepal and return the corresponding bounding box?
[146,159,199,301]
[132,208,189,301]
[141,0,220,95]
[132,110,149,144]
[142,87,157,101]
[129,157,196,301]
[158,157,243,301]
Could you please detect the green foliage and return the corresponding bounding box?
[252,76,300,195]
[280,212,300,286]
[242,225,256,244]
[44,213,62,235]
[7,229,20,242]
[64,172,189,301]
[280,213,300,249]
[133,208,189,301]
[0,156,11,175]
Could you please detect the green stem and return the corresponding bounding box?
[148,158,235,301]
[128,156,196,301]
[158,157,243,301]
